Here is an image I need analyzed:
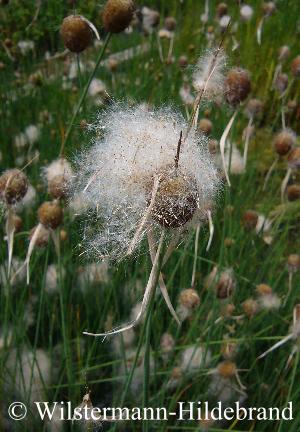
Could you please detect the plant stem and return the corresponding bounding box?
[62,33,112,152]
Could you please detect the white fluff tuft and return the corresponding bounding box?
[192,48,227,101]
[73,104,220,261]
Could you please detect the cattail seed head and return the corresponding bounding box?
[38,201,63,229]
[287,147,300,169]
[256,283,272,296]
[29,224,50,247]
[217,360,236,378]
[287,184,300,201]
[216,2,228,18]
[291,55,300,78]
[198,118,213,135]
[242,210,258,230]
[60,15,93,53]
[242,298,258,317]
[102,0,135,33]
[225,68,251,107]
[179,288,200,309]
[287,254,300,273]
[273,130,295,156]
[0,169,28,205]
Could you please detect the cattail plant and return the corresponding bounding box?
[0,168,28,276]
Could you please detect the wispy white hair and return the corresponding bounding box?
[73,103,220,261]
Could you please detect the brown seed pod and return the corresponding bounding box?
[0,169,28,204]
[242,210,258,230]
[60,15,93,53]
[13,214,23,232]
[216,2,228,18]
[287,184,300,201]
[179,288,200,309]
[291,55,300,78]
[221,342,237,360]
[178,55,188,69]
[164,16,176,31]
[256,283,273,296]
[102,0,135,33]
[198,118,213,135]
[150,171,198,228]
[48,175,70,200]
[242,298,258,317]
[273,130,295,156]
[216,271,235,299]
[225,68,251,107]
[217,360,236,378]
[29,224,50,247]
[38,201,63,229]
[246,98,263,118]
[287,254,300,272]
[274,73,288,94]
[262,1,276,16]
[287,147,300,169]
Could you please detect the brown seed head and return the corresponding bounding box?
[150,171,198,228]
[274,73,288,94]
[217,360,237,378]
[216,270,235,299]
[60,15,93,53]
[178,55,188,69]
[291,55,300,78]
[243,298,258,317]
[242,210,258,230]
[198,118,213,135]
[256,283,273,296]
[287,254,300,273]
[179,288,200,309]
[0,169,28,205]
[278,45,290,62]
[160,333,175,353]
[287,184,300,201]
[48,175,70,200]
[216,2,228,18]
[225,68,251,107]
[273,130,295,156]
[262,2,276,16]
[38,201,63,229]
[102,0,135,33]
[246,98,263,118]
[164,16,176,31]
[287,147,300,169]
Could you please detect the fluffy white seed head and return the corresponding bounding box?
[192,49,227,101]
[43,158,73,184]
[73,104,220,261]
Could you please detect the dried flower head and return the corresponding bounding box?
[273,129,296,156]
[225,68,251,107]
[291,55,300,78]
[0,169,28,205]
[102,0,135,33]
[38,201,63,229]
[74,104,220,261]
[287,184,300,201]
[60,15,94,53]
